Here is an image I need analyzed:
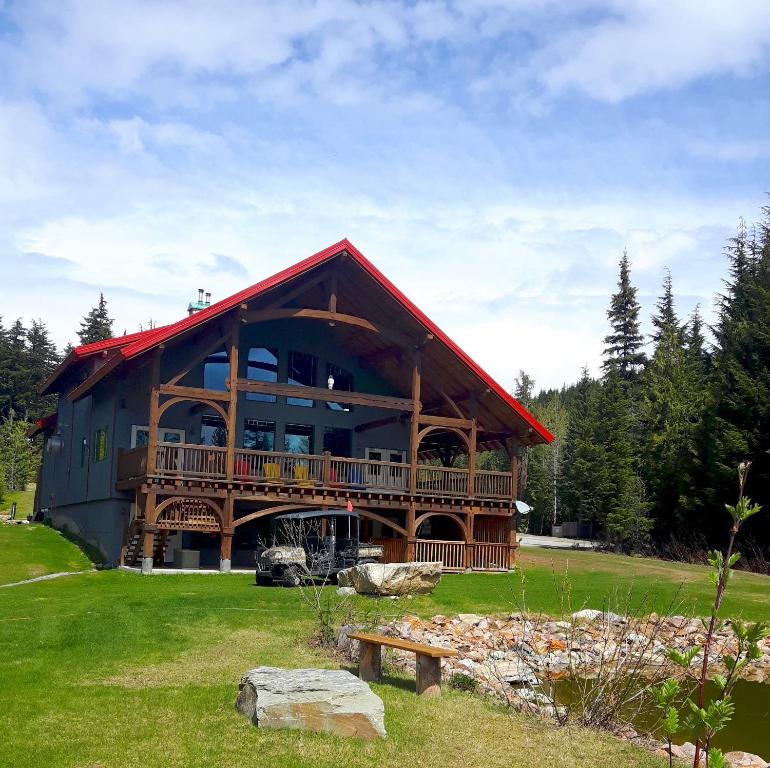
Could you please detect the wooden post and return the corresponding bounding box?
[358,640,382,682]
[415,653,442,696]
[225,317,240,481]
[147,350,162,476]
[467,418,477,498]
[509,448,520,569]
[322,451,331,484]
[464,508,475,570]
[406,501,416,562]
[141,491,157,574]
[220,531,233,572]
[408,351,421,495]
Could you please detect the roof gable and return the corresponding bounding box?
[44,239,553,444]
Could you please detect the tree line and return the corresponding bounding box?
[0,294,114,505]
[510,205,770,555]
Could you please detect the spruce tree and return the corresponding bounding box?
[77,293,114,345]
[603,249,647,381]
[0,319,33,420]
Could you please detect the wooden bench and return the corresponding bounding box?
[347,632,458,697]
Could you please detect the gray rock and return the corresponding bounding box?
[336,561,441,596]
[336,586,356,597]
[236,667,386,740]
[572,608,626,623]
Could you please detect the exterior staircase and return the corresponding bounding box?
[122,523,168,567]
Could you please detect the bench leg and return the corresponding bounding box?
[359,641,381,682]
[416,654,442,697]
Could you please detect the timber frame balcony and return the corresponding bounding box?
[117,442,515,507]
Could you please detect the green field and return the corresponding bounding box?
[0,485,35,518]
[2,525,768,768]
[0,523,92,586]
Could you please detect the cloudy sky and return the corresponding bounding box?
[2,1,770,391]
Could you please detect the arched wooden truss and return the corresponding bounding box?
[414,511,468,540]
[416,424,471,451]
[153,496,223,532]
[158,396,228,424]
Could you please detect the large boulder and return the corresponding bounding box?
[337,561,441,596]
[236,667,386,740]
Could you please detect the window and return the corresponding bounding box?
[284,423,314,454]
[323,427,352,457]
[131,426,185,448]
[203,349,229,391]
[246,347,278,402]
[326,363,353,412]
[287,350,317,407]
[243,419,275,451]
[92,427,108,462]
[200,415,227,446]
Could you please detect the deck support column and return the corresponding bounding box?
[225,316,240,482]
[141,527,156,574]
[220,530,233,573]
[147,349,162,476]
[464,508,475,570]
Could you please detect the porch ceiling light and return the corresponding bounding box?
[327,374,335,390]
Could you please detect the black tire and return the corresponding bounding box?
[255,573,272,586]
[280,568,302,588]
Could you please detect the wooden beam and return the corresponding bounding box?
[418,413,474,430]
[244,308,379,333]
[165,331,230,387]
[468,419,477,498]
[328,270,338,314]
[159,384,231,402]
[235,379,414,411]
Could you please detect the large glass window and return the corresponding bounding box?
[246,347,278,402]
[200,415,227,446]
[326,363,353,412]
[323,427,352,457]
[287,351,317,407]
[284,423,314,454]
[243,419,275,451]
[203,349,229,391]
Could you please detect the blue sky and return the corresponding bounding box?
[1,1,770,390]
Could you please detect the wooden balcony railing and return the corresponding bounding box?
[414,539,465,570]
[117,442,514,500]
[471,542,509,571]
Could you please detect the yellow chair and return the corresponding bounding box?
[263,462,280,482]
[293,464,314,487]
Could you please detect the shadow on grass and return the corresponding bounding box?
[340,662,417,693]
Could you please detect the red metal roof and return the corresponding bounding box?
[45,239,553,443]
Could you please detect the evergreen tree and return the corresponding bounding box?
[513,370,536,496]
[0,319,33,419]
[707,211,770,543]
[560,368,608,534]
[26,319,60,419]
[651,268,681,344]
[600,361,652,552]
[77,293,114,345]
[603,249,647,381]
[0,412,36,491]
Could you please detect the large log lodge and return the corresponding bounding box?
[33,240,553,573]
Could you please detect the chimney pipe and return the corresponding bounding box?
[205,292,211,306]
[198,288,204,303]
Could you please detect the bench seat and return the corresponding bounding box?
[348,631,457,696]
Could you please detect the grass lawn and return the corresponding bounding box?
[0,524,92,586]
[2,527,767,768]
[0,485,35,517]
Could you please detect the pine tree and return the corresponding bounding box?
[0,319,33,420]
[603,249,647,381]
[0,412,36,491]
[77,293,114,345]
